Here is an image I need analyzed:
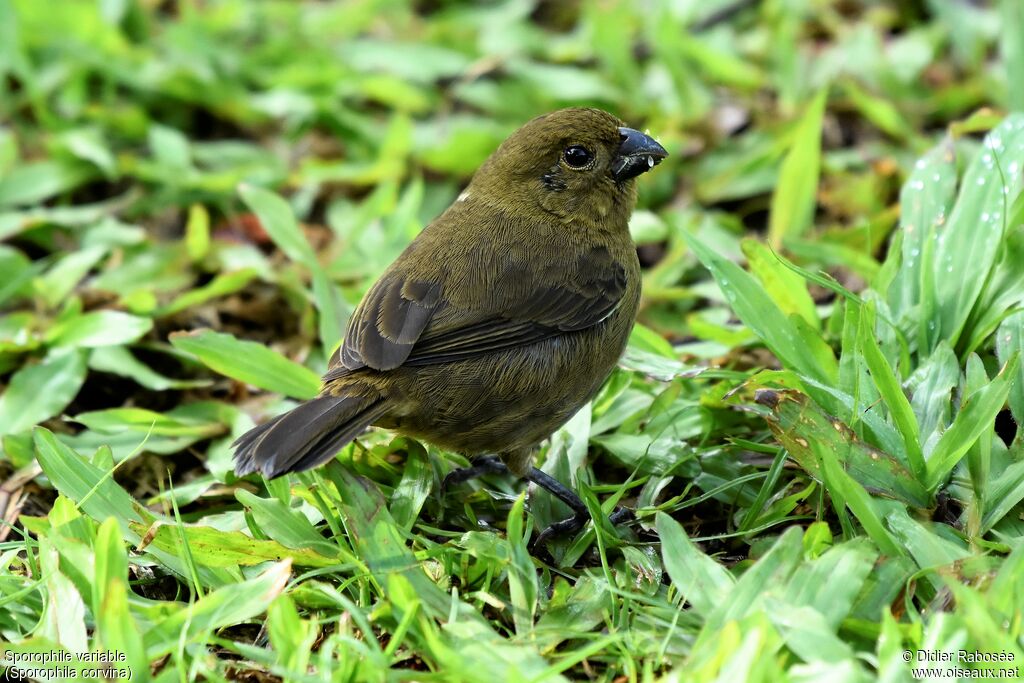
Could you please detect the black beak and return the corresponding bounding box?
[611,127,668,182]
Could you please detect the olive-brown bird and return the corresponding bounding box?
[234,108,667,545]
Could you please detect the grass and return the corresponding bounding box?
[2,0,1024,681]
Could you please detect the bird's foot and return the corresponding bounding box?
[441,457,633,548]
[607,507,635,526]
[531,503,635,549]
[441,454,507,493]
[524,468,633,549]
[532,512,589,549]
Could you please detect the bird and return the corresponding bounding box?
[233,107,668,546]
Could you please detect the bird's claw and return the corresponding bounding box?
[608,507,635,526]
[532,512,590,549]
[440,455,507,494]
[441,458,635,551]
[531,505,635,550]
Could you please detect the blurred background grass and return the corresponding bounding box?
[3,0,1024,681]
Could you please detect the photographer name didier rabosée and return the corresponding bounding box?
[916,650,1016,664]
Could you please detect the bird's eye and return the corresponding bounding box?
[563,145,593,169]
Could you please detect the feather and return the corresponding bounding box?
[233,395,387,478]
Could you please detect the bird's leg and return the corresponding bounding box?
[526,468,589,548]
[442,457,633,546]
[443,459,591,543]
[525,469,635,548]
[440,454,507,492]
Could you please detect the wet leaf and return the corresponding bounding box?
[931,115,1024,349]
[996,311,1024,425]
[925,353,1020,492]
[687,230,838,384]
[754,389,930,507]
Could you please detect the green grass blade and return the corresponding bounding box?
[768,88,828,246]
[45,310,152,349]
[686,230,836,384]
[907,342,959,457]
[980,457,1024,533]
[886,139,958,326]
[781,539,877,628]
[884,507,969,570]
[236,489,342,557]
[812,439,904,558]
[33,427,147,528]
[0,349,86,439]
[1002,0,1024,112]
[142,560,292,659]
[657,511,734,618]
[932,115,1024,349]
[239,184,316,266]
[700,526,803,635]
[858,302,925,482]
[925,353,1020,492]
[742,238,818,328]
[757,389,930,508]
[170,329,320,400]
[91,517,127,617]
[997,311,1024,424]
[129,521,341,568]
[505,492,538,637]
[96,577,148,683]
[240,184,346,353]
[388,441,432,531]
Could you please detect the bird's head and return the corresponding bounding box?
[467,108,668,226]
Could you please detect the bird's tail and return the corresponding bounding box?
[233,394,388,478]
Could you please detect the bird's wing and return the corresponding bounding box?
[331,274,443,372]
[326,244,628,376]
